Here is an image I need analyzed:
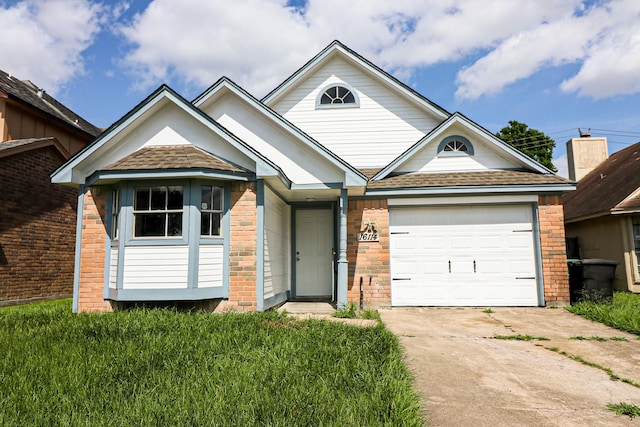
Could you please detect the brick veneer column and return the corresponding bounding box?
[228,182,258,311]
[538,195,570,304]
[347,199,390,307]
[77,187,113,312]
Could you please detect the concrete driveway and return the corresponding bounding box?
[380,308,640,426]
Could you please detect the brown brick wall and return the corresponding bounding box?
[0,147,76,305]
[347,199,390,307]
[77,187,113,312]
[538,195,570,304]
[227,182,258,311]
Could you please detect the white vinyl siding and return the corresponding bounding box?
[198,245,224,288]
[263,187,290,299]
[269,57,443,168]
[202,92,345,185]
[122,246,189,289]
[397,131,519,173]
[390,205,539,307]
[109,247,118,289]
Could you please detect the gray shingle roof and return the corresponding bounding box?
[102,145,249,173]
[0,69,101,137]
[367,170,571,190]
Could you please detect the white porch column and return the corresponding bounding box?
[337,189,348,308]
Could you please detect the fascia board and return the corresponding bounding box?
[194,77,367,185]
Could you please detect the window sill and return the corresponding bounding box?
[106,287,227,301]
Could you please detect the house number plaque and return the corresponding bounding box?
[358,221,379,242]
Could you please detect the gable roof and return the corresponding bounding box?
[261,40,450,120]
[193,77,367,186]
[563,141,640,221]
[0,137,70,160]
[0,69,100,138]
[52,84,286,186]
[371,112,555,180]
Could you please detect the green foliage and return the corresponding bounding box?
[493,334,550,341]
[495,120,557,171]
[607,402,640,418]
[0,300,422,426]
[332,302,358,318]
[482,308,494,313]
[566,292,640,335]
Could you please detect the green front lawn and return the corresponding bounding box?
[0,300,422,426]
[566,292,640,335]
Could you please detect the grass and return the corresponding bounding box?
[566,292,640,335]
[0,300,422,426]
[607,402,640,418]
[332,303,382,322]
[493,334,550,341]
[570,335,628,342]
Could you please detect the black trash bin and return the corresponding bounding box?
[568,259,617,303]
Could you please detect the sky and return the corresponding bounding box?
[1,0,640,177]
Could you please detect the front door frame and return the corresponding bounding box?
[291,203,337,301]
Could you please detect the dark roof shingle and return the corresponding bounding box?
[0,69,101,137]
[367,170,571,190]
[102,145,248,173]
[563,141,640,220]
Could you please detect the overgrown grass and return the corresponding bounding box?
[0,300,422,426]
[567,292,640,335]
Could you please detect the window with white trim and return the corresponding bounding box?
[316,84,359,108]
[200,185,223,237]
[133,186,184,237]
[111,188,120,240]
[437,135,474,156]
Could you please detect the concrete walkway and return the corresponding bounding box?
[380,308,640,426]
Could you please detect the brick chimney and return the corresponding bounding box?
[566,129,608,181]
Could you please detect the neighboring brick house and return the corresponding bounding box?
[0,70,101,306]
[563,138,640,293]
[52,41,574,313]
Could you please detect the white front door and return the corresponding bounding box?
[295,208,333,298]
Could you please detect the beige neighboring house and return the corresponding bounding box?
[563,135,640,292]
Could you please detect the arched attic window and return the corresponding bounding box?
[316,84,359,108]
[437,135,474,156]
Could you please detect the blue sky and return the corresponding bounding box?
[2,0,640,177]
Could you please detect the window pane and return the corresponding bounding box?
[201,212,211,236]
[320,94,332,104]
[201,186,212,210]
[168,213,182,236]
[212,187,222,211]
[135,213,165,237]
[167,186,183,210]
[344,92,355,103]
[212,213,221,236]
[135,188,150,210]
[150,187,166,210]
[337,86,348,98]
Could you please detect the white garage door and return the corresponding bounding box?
[390,205,539,307]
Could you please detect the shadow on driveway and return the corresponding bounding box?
[380,307,640,426]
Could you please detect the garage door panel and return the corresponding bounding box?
[390,205,539,307]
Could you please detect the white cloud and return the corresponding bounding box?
[117,0,640,101]
[0,0,113,94]
[552,154,569,179]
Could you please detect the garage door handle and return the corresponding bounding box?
[513,229,533,232]
[390,232,409,235]
[516,277,536,280]
[448,260,451,273]
[473,260,476,273]
[393,278,411,281]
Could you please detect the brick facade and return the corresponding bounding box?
[0,147,76,306]
[538,195,571,304]
[227,182,258,311]
[347,199,391,308]
[77,187,113,312]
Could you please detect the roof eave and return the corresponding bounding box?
[366,183,576,197]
